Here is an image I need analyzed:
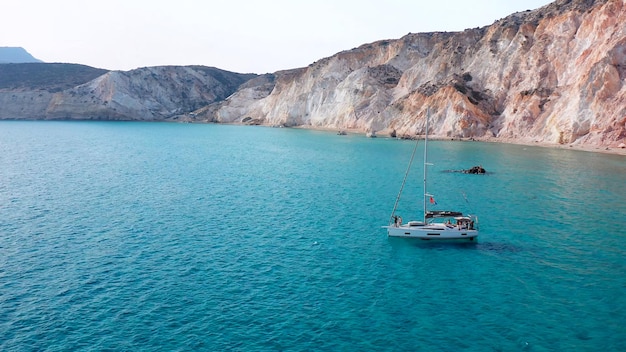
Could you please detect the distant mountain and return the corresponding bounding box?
[0,47,42,63]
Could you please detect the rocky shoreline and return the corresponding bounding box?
[291,124,626,156]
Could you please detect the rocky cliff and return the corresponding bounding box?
[0,0,623,149]
[194,0,625,148]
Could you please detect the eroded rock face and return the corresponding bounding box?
[198,0,625,147]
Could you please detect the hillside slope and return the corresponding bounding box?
[0,63,109,92]
[0,65,256,120]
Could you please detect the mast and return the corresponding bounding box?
[423,108,429,223]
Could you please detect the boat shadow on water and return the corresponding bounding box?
[388,236,478,249]
[388,237,524,253]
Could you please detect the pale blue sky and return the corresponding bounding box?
[3,0,552,73]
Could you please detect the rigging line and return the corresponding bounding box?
[462,191,476,215]
[389,137,420,225]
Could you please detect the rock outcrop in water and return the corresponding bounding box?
[0,0,624,149]
[464,166,487,174]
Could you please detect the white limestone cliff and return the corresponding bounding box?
[196,0,625,148]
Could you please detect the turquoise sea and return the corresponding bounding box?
[1,121,625,351]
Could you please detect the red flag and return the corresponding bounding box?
[430,196,437,205]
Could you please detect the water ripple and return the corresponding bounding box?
[0,122,625,351]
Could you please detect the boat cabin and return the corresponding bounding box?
[425,211,476,230]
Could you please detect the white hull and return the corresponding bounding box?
[384,223,478,240]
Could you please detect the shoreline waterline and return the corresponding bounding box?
[1,118,624,156]
[288,124,626,156]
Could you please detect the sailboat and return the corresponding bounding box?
[383,110,479,240]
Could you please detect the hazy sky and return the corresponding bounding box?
[3,0,553,73]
